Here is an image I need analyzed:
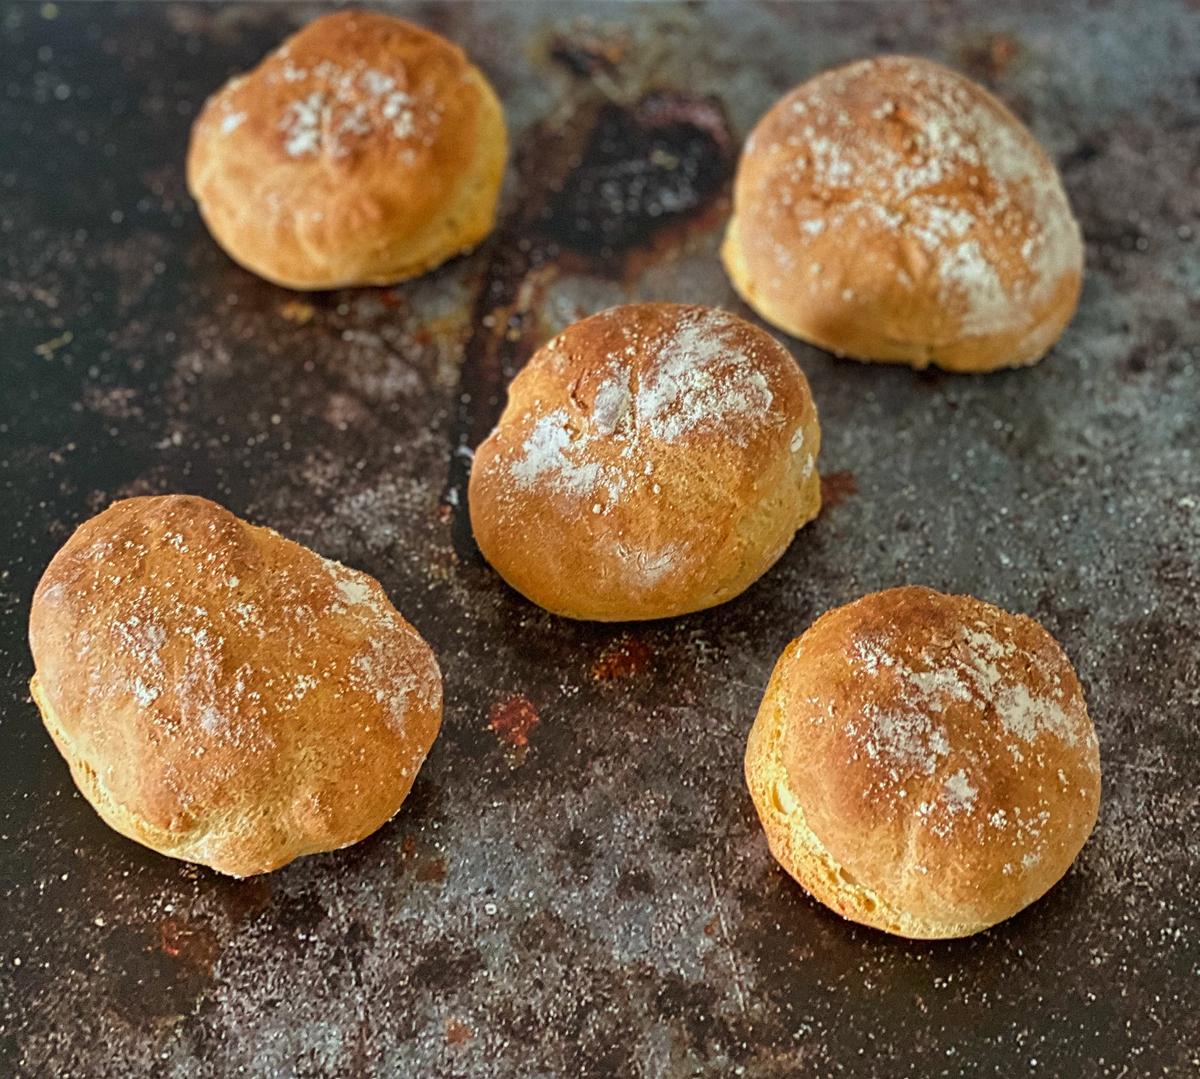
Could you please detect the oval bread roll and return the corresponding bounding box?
[28,495,442,877]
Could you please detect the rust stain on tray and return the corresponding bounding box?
[488,692,540,749]
[592,634,653,681]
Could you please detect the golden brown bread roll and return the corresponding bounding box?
[746,586,1100,938]
[28,495,442,877]
[187,10,507,289]
[469,303,822,621]
[722,56,1084,373]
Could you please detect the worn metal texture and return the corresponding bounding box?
[1,1,1197,1075]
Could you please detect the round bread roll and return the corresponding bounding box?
[746,586,1100,938]
[186,10,507,289]
[722,56,1084,373]
[28,495,442,877]
[469,303,822,621]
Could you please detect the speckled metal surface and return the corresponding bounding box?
[0,1,1197,1075]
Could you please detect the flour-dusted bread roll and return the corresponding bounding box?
[723,56,1083,373]
[746,586,1100,938]
[28,495,442,877]
[187,10,507,289]
[469,304,821,621]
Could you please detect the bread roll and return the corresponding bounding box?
[722,56,1083,373]
[745,586,1100,938]
[469,303,822,621]
[28,495,442,877]
[187,10,507,289]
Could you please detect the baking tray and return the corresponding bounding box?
[1,1,1197,1075]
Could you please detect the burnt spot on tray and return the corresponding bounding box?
[537,93,732,257]
[820,470,859,509]
[615,866,655,900]
[410,943,486,994]
[548,28,628,79]
[416,856,449,884]
[158,917,220,969]
[396,833,449,883]
[959,32,1022,81]
[211,874,274,924]
[102,923,213,1024]
[553,826,595,877]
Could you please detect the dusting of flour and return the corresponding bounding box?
[505,308,794,510]
[842,608,1096,850]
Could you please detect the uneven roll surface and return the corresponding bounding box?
[187,10,507,289]
[723,56,1083,372]
[469,303,822,621]
[746,586,1100,937]
[28,495,442,877]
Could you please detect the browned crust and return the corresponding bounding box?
[186,10,508,289]
[468,304,822,621]
[723,56,1083,373]
[746,586,1101,937]
[28,495,443,877]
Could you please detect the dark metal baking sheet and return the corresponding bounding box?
[1,1,1197,1075]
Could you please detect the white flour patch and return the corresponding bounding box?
[591,371,632,436]
[854,703,948,775]
[510,410,609,498]
[943,769,978,813]
[132,678,159,706]
[253,52,440,160]
[504,309,784,506]
[613,540,683,590]
[280,91,327,158]
[633,310,775,445]
[336,575,376,609]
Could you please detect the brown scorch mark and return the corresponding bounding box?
[278,299,315,325]
[159,918,219,970]
[961,33,1022,80]
[538,92,732,257]
[396,835,448,882]
[445,1017,472,1046]
[416,857,449,883]
[820,470,859,508]
[547,26,629,78]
